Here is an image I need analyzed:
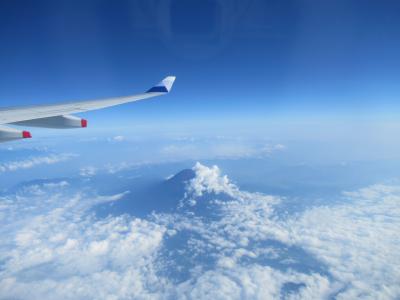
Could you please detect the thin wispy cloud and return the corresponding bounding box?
[0,153,76,173]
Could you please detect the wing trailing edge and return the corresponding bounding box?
[0,76,176,142]
[0,76,176,125]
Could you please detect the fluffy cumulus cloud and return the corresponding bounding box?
[0,163,399,299]
[186,162,238,197]
[180,165,400,299]
[286,184,400,299]
[0,183,166,300]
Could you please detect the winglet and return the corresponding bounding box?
[146,76,176,93]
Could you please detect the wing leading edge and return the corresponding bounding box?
[0,76,176,125]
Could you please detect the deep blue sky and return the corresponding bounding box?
[0,0,400,127]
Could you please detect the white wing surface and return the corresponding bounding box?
[0,76,175,142]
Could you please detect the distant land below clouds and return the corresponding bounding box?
[0,162,399,299]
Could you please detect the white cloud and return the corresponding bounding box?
[286,184,400,299]
[176,266,334,300]
[0,153,76,173]
[0,183,164,300]
[105,161,138,174]
[160,141,287,160]
[0,163,399,299]
[80,166,98,177]
[187,164,400,299]
[261,143,287,155]
[186,162,238,197]
[109,135,126,142]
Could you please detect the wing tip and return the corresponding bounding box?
[146,76,176,93]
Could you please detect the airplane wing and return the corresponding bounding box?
[0,76,175,142]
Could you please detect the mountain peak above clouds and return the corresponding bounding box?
[164,168,196,186]
[96,162,237,218]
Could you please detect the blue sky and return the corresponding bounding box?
[1,0,400,126]
[1,3,400,298]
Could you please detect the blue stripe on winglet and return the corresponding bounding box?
[146,86,169,93]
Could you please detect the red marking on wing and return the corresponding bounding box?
[81,119,88,128]
[22,131,32,139]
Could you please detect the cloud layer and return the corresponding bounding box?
[0,163,399,299]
